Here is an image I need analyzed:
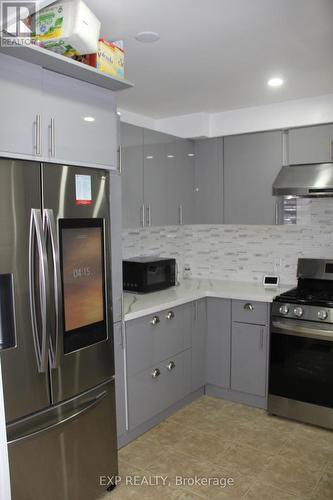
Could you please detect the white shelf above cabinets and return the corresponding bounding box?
[0,43,133,92]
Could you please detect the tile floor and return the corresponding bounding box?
[105,396,333,499]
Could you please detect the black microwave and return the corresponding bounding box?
[123,257,176,293]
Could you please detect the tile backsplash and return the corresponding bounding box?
[122,199,333,285]
[122,224,333,285]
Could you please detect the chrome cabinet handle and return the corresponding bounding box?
[50,118,56,157]
[43,209,63,369]
[117,145,122,173]
[244,303,254,311]
[165,311,175,320]
[140,204,145,227]
[146,204,151,226]
[35,114,41,156]
[29,209,50,373]
[150,315,160,326]
[167,361,175,371]
[151,368,160,379]
[178,205,183,225]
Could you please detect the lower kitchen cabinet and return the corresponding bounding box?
[231,322,268,397]
[127,350,191,429]
[206,298,231,388]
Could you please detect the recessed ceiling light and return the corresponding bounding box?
[188,153,195,157]
[146,155,154,159]
[117,111,122,116]
[167,154,175,159]
[135,31,160,43]
[267,77,284,87]
[84,116,95,122]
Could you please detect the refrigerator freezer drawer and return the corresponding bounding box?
[7,379,118,500]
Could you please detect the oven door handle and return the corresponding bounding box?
[272,320,333,341]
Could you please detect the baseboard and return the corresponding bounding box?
[117,387,204,448]
[205,384,267,409]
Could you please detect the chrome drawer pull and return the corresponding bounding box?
[151,368,160,379]
[167,361,175,371]
[150,316,160,326]
[165,311,175,320]
[244,303,254,311]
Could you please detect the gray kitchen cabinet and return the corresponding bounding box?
[121,123,144,228]
[224,131,283,224]
[0,53,43,158]
[121,124,195,227]
[110,172,123,323]
[125,303,192,377]
[191,299,207,391]
[194,138,223,224]
[288,124,333,164]
[42,70,118,169]
[127,349,191,430]
[232,299,268,326]
[143,128,177,226]
[231,322,268,397]
[206,298,231,388]
[114,322,127,440]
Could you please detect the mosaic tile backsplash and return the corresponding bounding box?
[122,199,333,285]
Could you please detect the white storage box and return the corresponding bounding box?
[32,0,101,56]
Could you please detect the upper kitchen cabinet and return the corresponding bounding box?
[121,123,144,229]
[0,53,43,159]
[288,124,333,164]
[42,70,118,169]
[224,131,283,225]
[194,138,223,224]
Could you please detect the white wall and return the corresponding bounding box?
[0,361,11,500]
[119,92,333,139]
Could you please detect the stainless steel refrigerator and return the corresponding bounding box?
[0,158,118,500]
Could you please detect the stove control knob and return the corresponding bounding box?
[318,310,328,321]
[279,305,289,315]
[293,307,304,318]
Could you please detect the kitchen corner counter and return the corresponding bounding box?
[123,279,293,321]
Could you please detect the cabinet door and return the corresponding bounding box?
[231,322,267,397]
[288,124,333,165]
[194,138,223,224]
[224,131,282,225]
[143,129,176,226]
[206,298,231,388]
[192,300,207,391]
[121,123,144,228]
[0,53,42,158]
[42,70,117,168]
[114,322,127,440]
[176,140,195,225]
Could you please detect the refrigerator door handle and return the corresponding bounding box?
[8,390,108,446]
[43,209,63,369]
[29,209,50,373]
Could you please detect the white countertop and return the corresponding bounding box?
[123,278,293,321]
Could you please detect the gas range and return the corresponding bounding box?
[272,258,333,323]
[269,258,333,431]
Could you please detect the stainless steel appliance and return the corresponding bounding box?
[123,257,176,293]
[0,158,118,500]
[273,162,333,197]
[269,258,333,429]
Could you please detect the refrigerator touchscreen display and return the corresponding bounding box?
[59,219,107,352]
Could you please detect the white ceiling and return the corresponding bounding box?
[85,0,333,119]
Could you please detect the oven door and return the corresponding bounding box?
[269,317,333,408]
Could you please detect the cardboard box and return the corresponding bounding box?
[87,39,125,79]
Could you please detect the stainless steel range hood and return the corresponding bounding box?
[273,163,333,197]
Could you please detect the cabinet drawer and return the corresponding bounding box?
[126,303,192,376]
[232,300,268,325]
[127,350,191,430]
